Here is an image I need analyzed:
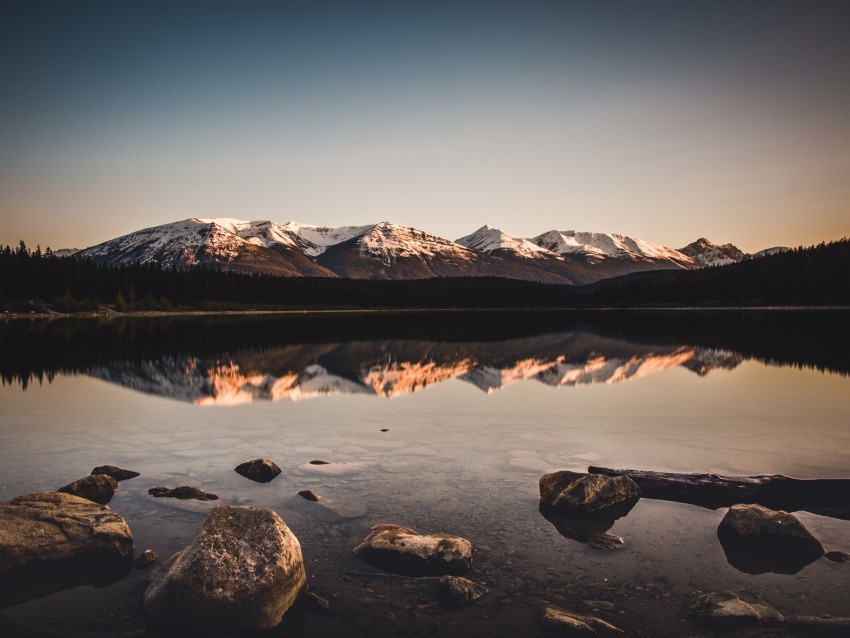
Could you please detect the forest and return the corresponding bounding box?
[1,238,847,312]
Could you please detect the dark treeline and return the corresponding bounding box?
[0,242,576,311]
[1,238,848,312]
[582,238,850,306]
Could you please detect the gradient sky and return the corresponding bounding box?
[1,0,848,253]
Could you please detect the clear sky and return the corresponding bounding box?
[1,0,848,253]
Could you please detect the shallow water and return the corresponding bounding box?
[1,311,848,636]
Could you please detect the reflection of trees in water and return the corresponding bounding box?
[2,310,847,390]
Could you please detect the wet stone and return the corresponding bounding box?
[148,486,219,501]
[825,550,850,563]
[691,590,784,628]
[57,474,118,505]
[438,575,487,606]
[298,490,321,501]
[234,458,282,483]
[133,549,158,569]
[91,465,140,481]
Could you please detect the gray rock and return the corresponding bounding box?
[148,486,218,501]
[438,575,487,606]
[0,492,133,575]
[354,524,474,575]
[57,474,118,505]
[91,465,140,481]
[234,458,281,483]
[539,471,640,514]
[141,505,306,632]
[718,504,824,574]
[691,590,783,628]
[541,605,624,636]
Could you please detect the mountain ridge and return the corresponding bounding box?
[74,217,783,285]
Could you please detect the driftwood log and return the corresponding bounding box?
[588,467,850,520]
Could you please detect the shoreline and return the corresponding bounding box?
[3,305,850,321]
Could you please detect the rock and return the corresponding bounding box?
[299,461,369,476]
[148,486,219,501]
[541,605,624,636]
[717,504,824,574]
[91,465,140,481]
[57,474,118,505]
[354,524,474,576]
[539,498,635,549]
[298,490,321,501]
[234,458,282,483]
[309,459,330,465]
[133,549,158,569]
[825,550,850,563]
[0,492,133,605]
[581,600,615,613]
[539,471,641,515]
[304,590,330,611]
[438,575,487,606]
[691,590,783,628]
[380,429,389,432]
[141,505,306,632]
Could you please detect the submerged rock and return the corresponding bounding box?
[691,590,784,628]
[0,492,133,605]
[826,550,850,563]
[234,458,282,483]
[539,471,640,515]
[354,524,474,575]
[91,465,140,481]
[438,575,487,606]
[133,549,158,569]
[718,504,824,574]
[141,505,306,632]
[541,605,624,636]
[539,499,635,550]
[57,474,118,505]
[148,486,219,501]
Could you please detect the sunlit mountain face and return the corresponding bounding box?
[85,334,744,405]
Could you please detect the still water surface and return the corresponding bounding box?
[1,311,848,636]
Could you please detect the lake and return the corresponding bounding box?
[1,310,849,637]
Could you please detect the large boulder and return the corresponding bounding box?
[691,590,784,628]
[234,458,281,483]
[57,474,118,505]
[0,492,133,605]
[718,504,824,574]
[539,471,640,515]
[141,505,306,632]
[354,524,474,575]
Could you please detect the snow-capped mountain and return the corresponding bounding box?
[678,238,747,267]
[74,216,781,285]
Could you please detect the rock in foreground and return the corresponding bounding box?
[354,524,474,575]
[141,505,306,632]
[57,474,118,505]
[0,492,133,575]
[539,471,640,515]
[718,504,824,574]
[91,465,140,481]
[438,575,487,606]
[691,590,784,628]
[234,458,282,483]
[541,605,624,636]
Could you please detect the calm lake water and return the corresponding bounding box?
[1,310,849,637]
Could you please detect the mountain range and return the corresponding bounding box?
[74,218,786,285]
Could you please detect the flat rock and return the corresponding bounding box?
[438,575,487,606]
[691,590,784,628]
[234,458,282,483]
[718,504,824,574]
[91,465,140,481]
[0,492,133,604]
[141,505,306,632]
[299,461,369,476]
[539,471,641,515]
[541,605,624,636]
[57,474,118,505]
[148,486,219,501]
[354,524,474,575]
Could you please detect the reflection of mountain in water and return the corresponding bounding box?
[88,332,743,405]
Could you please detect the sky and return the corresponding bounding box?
[1,0,848,254]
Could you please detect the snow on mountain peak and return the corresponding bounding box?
[456,225,553,258]
[531,229,693,265]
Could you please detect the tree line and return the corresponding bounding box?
[1,238,848,312]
